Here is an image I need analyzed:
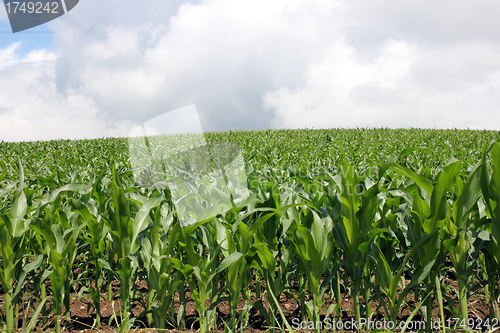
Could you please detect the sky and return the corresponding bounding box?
[1,0,500,142]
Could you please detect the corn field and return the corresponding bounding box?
[1,128,500,333]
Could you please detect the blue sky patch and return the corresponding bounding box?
[0,18,54,54]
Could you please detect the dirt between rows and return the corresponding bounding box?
[0,271,493,333]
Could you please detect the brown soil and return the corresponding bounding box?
[0,269,494,333]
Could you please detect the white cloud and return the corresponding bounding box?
[2,0,500,142]
[265,37,500,130]
[46,0,339,132]
[342,0,500,45]
[0,42,56,70]
[0,43,133,142]
[261,1,500,130]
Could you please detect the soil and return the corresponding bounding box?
[0,264,494,333]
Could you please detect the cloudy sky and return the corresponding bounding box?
[1,0,500,142]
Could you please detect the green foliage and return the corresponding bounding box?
[0,128,500,333]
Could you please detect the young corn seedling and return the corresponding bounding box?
[100,166,163,332]
[140,209,181,330]
[70,198,107,328]
[368,229,439,328]
[385,157,462,332]
[219,203,281,332]
[251,209,296,333]
[170,221,243,333]
[446,163,482,323]
[30,182,87,330]
[218,220,252,332]
[29,217,84,333]
[480,142,500,319]
[0,175,33,331]
[287,211,335,333]
[328,158,382,331]
[251,242,291,333]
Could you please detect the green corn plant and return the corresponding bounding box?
[70,197,107,328]
[218,219,252,332]
[218,201,281,332]
[0,162,48,332]
[385,158,462,332]
[20,297,47,333]
[29,218,84,333]
[480,142,500,319]
[368,228,439,327]
[79,170,117,303]
[327,157,382,331]
[250,207,297,333]
[170,220,243,333]
[445,163,483,323]
[288,165,343,324]
[27,182,87,332]
[251,242,293,333]
[28,222,52,321]
[222,177,286,331]
[0,177,30,331]
[100,166,163,332]
[287,211,335,333]
[139,207,182,330]
[104,233,117,301]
